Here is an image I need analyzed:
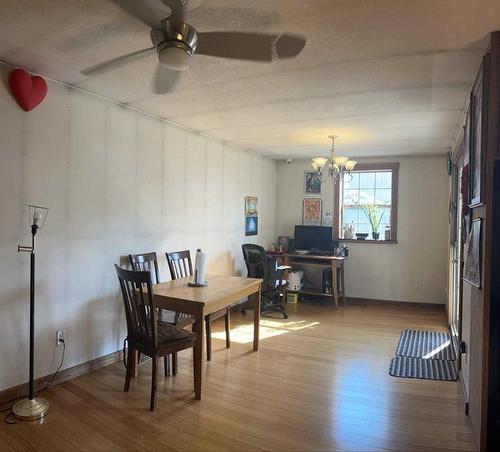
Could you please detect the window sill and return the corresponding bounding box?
[339,239,398,244]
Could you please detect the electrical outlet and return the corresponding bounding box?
[56,330,65,346]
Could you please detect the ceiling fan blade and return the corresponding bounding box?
[196,32,306,62]
[274,34,307,59]
[82,47,155,76]
[151,64,181,94]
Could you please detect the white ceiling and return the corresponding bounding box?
[1,0,499,158]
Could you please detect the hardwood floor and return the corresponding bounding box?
[0,302,473,451]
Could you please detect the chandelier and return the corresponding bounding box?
[311,135,357,182]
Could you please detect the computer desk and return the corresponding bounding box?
[281,253,347,309]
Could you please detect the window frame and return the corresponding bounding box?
[333,162,399,244]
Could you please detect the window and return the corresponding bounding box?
[334,163,399,242]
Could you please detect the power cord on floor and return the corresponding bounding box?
[3,339,66,424]
[37,339,66,394]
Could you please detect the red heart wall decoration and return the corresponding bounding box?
[8,69,48,112]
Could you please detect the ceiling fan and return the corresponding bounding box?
[82,0,307,94]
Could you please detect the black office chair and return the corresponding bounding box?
[241,244,289,319]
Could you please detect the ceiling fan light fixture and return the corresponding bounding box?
[159,45,192,70]
[81,3,307,95]
[152,20,198,71]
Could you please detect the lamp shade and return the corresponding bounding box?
[27,205,49,229]
[311,157,328,170]
[344,160,357,171]
[333,155,349,166]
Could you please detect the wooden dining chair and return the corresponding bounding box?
[114,265,198,411]
[128,252,160,283]
[129,252,195,375]
[166,250,231,361]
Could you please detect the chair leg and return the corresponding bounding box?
[164,355,170,376]
[124,347,133,392]
[172,352,178,375]
[225,310,231,349]
[150,357,158,411]
[206,318,212,361]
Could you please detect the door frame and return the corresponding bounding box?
[449,141,465,364]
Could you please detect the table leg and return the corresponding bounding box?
[253,286,261,351]
[340,261,346,304]
[331,261,339,310]
[193,309,203,400]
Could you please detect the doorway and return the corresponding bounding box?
[449,143,468,404]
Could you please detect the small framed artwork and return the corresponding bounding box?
[244,196,258,236]
[304,171,321,194]
[468,58,488,207]
[303,198,322,226]
[245,196,258,216]
[245,216,258,236]
[463,218,482,288]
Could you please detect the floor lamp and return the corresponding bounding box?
[13,204,50,421]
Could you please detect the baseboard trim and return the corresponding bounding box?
[0,349,123,407]
[346,297,446,309]
[458,369,470,414]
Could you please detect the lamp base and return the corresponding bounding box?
[12,397,49,421]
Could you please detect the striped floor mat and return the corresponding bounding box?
[396,329,456,361]
[389,356,458,381]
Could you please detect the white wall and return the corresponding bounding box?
[276,155,449,304]
[0,67,277,391]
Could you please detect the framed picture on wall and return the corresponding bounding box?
[304,171,321,194]
[245,196,258,216]
[245,216,258,236]
[463,218,482,288]
[468,58,488,207]
[244,196,258,236]
[302,198,322,226]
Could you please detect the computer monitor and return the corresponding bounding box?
[294,225,333,252]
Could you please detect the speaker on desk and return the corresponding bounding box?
[288,238,294,251]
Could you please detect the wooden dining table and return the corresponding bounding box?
[130,273,262,400]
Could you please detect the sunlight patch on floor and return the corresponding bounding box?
[422,340,451,359]
[211,319,320,344]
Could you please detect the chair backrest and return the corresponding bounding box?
[115,265,158,349]
[242,244,271,286]
[129,252,160,284]
[166,250,193,280]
